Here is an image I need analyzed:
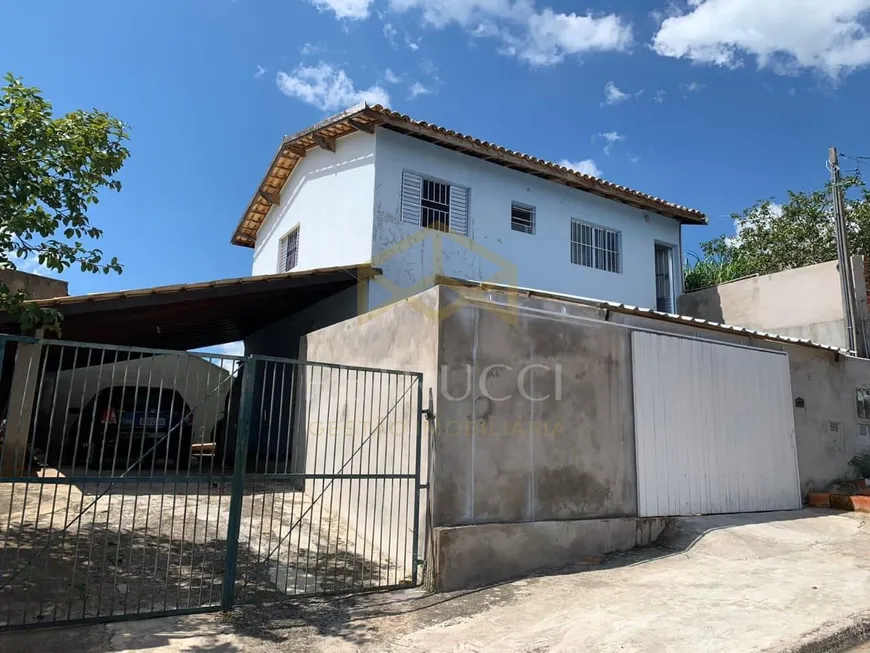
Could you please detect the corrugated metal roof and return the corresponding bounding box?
[231,103,708,248]
[437,276,850,355]
[28,264,376,307]
[0,265,377,351]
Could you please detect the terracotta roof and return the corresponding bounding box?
[231,103,708,248]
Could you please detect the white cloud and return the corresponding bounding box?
[652,0,870,79]
[276,63,391,111]
[254,65,266,79]
[300,43,325,57]
[604,81,632,104]
[405,34,422,50]
[388,0,632,66]
[683,81,705,93]
[384,68,402,84]
[310,0,372,20]
[559,158,602,177]
[384,22,399,47]
[654,89,667,103]
[409,81,433,98]
[420,58,438,75]
[597,130,626,155]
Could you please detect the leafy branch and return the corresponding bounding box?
[0,72,128,332]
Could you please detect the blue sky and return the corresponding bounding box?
[3,0,870,303]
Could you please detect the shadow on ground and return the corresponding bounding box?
[0,509,843,653]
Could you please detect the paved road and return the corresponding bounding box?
[3,509,869,652]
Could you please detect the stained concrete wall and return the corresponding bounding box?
[432,517,668,591]
[0,270,67,300]
[293,283,870,591]
[443,284,870,503]
[434,286,637,527]
[299,287,441,585]
[677,257,869,351]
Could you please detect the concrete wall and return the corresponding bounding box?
[677,258,869,350]
[439,284,870,508]
[299,287,441,586]
[433,286,638,527]
[252,132,376,276]
[293,283,870,589]
[432,517,668,591]
[370,128,686,313]
[0,269,68,300]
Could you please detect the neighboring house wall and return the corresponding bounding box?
[370,128,684,313]
[0,270,68,300]
[252,132,376,276]
[677,257,870,351]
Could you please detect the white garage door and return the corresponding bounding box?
[631,331,802,517]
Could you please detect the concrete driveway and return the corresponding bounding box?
[3,509,870,653]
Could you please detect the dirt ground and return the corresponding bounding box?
[0,466,411,629]
[2,509,870,653]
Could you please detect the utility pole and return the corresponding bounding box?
[829,147,864,355]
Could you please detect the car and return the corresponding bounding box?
[71,386,195,471]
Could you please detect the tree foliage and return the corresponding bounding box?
[0,73,128,332]
[684,174,870,292]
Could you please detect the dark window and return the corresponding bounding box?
[857,387,870,419]
[511,203,535,234]
[421,178,450,233]
[279,228,299,272]
[655,244,674,312]
[570,220,620,273]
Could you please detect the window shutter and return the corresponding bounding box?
[449,185,469,236]
[278,235,289,272]
[401,171,422,225]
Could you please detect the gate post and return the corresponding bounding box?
[222,357,256,611]
[411,374,425,586]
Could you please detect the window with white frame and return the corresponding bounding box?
[511,203,535,234]
[401,171,469,236]
[278,227,299,273]
[570,220,620,273]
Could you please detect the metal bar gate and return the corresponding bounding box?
[0,336,424,631]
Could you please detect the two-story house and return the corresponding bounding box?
[233,104,706,355]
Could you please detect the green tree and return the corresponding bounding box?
[0,73,128,332]
[684,174,870,291]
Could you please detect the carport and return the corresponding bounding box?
[0,264,375,475]
[0,264,375,351]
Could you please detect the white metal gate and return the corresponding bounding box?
[631,331,802,517]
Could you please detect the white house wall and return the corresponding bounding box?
[252,131,376,276]
[370,128,683,312]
